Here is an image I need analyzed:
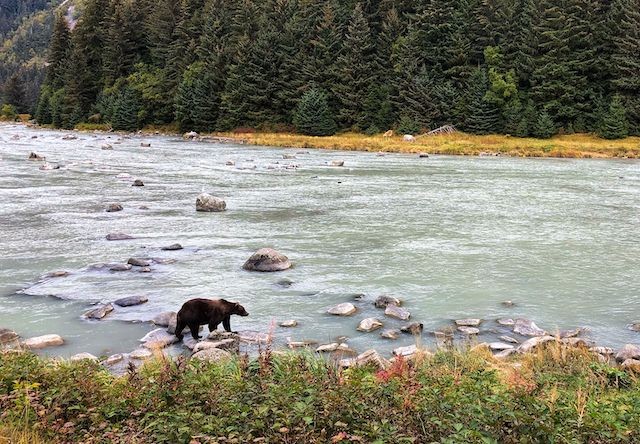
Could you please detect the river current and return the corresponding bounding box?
[1,123,639,357]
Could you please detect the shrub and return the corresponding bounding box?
[0,103,18,120]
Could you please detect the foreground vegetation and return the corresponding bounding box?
[224,132,640,159]
[1,345,639,443]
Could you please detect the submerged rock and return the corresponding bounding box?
[114,295,148,307]
[513,319,546,337]
[140,142,151,148]
[327,303,356,316]
[127,258,150,267]
[23,334,64,349]
[109,264,132,272]
[279,319,298,327]
[106,233,134,241]
[84,304,114,320]
[628,323,640,332]
[380,329,400,340]
[106,203,123,212]
[243,248,291,271]
[497,318,515,326]
[161,243,183,251]
[400,322,424,335]
[374,295,401,308]
[384,305,410,320]
[275,278,294,288]
[455,319,482,327]
[196,193,226,212]
[357,318,383,332]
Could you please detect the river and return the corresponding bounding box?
[1,123,639,358]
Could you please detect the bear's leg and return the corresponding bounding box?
[208,321,219,333]
[175,318,187,341]
[223,316,232,332]
[188,323,202,340]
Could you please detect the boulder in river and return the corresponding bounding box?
[23,334,64,349]
[497,318,515,326]
[330,160,345,167]
[628,323,640,332]
[132,179,144,187]
[106,233,134,241]
[279,319,298,327]
[275,278,294,288]
[101,144,113,150]
[84,303,114,320]
[374,295,401,308]
[400,322,424,335]
[161,243,183,251]
[110,264,132,272]
[380,329,400,340]
[499,335,519,344]
[357,318,383,332]
[191,348,232,363]
[130,348,153,360]
[127,258,151,267]
[455,319,481,327]
[392,344,431,358]
[0,328,19,345]
[45,270,69,278]
[140,328,178,349]
[501,300,515,307]
[114,295,148,307]
[106,203,123,212]
[513,318,547,337]
[385,305,411,320]
[615,344,640,363]
[152,311,177,327]
[183,131,199,139]
[242,248,291,272]
[140,142,151,148]
[457,326,480,335]
[327,303,356,316]
[28,152,45,161]
[196,193,226,212]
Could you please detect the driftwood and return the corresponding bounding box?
[423,125,457,136]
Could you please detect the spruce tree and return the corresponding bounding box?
[465,69,501,134]
[111,87,140,132]
[333,3,376,129]
[293,88,337,136]
[599,95,629,139]
[533,109,555,138]
[175,62,219,132]
[44,13,70,90]
[3,74,26,112]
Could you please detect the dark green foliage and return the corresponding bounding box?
[293,88,337,136]
[2,74,26,112]
[600,95,629,140]
[111,87,141,132]
[25,0,639,139]
[396,115,420,135]
[533,109,556,139]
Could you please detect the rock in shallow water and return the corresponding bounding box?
[380,329,400,340]
[161,243,183,251]
[327,303,356,316]
[196,193,226,212]
[106,233,134,241]
[140,328,178,349]
[23,334,64,349]
[114,295,148,307]
[374,295,401,308]
[70,352,98,362]
[457,326,480,335]
[385,305,410,320]
[357,318,383,332]
[127,258,150,267]
[242,248,291,272]
[84,303,114,320]
[279,319,298,327]
[132,179,144,187]
[513,318,546,337]
[401,322,424,335]
[109,264,132,272]
[455,319,481,327]
[106,203,123,212]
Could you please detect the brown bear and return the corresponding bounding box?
[175,298,249,341]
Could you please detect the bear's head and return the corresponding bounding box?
[232,302,249,317]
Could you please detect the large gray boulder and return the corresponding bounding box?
[513,319,546,337]
[385,305,411,320]
[242,248,291,272]
[196,193,226,212]
[114,295,148,307]
[615,344,640,363]
[153,311,177,327]
[401,323,423,335]
[23,334,64,349]
[327,303,356,316]
[84,303,114,320]
[357,318,383,332]
[191,348,232,363]
[140,328,179,349]
[374,295,401,308]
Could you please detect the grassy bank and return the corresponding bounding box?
[220,132,640,159]
[1,346,639,443]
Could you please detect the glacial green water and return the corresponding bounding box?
[1,123,639,358]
